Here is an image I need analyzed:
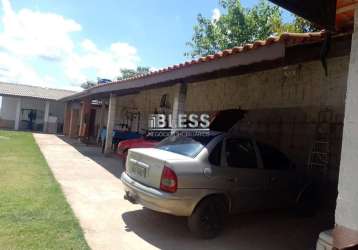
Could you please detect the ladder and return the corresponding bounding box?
[307,109,332,175]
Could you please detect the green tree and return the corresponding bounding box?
[186,0,317,58]
[117,66,150,80]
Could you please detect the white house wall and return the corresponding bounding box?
[0,96,18,121]
[0,95,66,132]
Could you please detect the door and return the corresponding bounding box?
[223,137,268,212]
[256,142,298,208]
[209,137,268,213]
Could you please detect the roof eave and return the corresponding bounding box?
[61,42,285,102]
[0,93,65,101]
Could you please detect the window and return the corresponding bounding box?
[225,138,257,168]
[209,141,222,166]
[156,135,217,158]
[257,143,291,170]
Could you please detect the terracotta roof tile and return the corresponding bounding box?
[89,31,326,90]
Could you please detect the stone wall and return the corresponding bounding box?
[115,84,179,132]
[185,56,349,178]
[111,56,349,179]
[185,56,348,111]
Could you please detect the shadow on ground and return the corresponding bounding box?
[57,135,124,178]
[122,208,333,250]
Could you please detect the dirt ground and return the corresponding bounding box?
[34,133,333,250]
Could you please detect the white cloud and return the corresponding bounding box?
[0,0,141,89]
[0,52,42,84]
[64,39,139,84]
[211,8,221,23]
[0,0,81,60]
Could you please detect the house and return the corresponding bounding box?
[0,82,76,133]
[60,29,353,242]
[60,12,358,245]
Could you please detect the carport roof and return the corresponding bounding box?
[62,31,327,102]
[0,82,76,101]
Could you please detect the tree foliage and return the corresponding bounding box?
[80,78,112,89]
[80,67,150,89]
[186,0,317,58]
[117,66,150,80]
[80,80,97,89]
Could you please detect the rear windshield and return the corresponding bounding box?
[156,135,216,158]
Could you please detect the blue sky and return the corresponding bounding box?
[0,0,291,90]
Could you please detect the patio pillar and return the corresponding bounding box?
[79,100,85,137]
[99,100,106,128]
[317,6,358,250]
[43,101,50,133]
[14,98,21,130]
[104,94,116,154]
[171,82,187,133]
[335,7,358,231]
[97,100,106,143]
[79,99,91,138]
[68,107,75,138]
[63,102,70,135]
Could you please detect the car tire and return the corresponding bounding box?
[188,196,227,239]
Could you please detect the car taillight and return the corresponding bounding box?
[160,166,177,193]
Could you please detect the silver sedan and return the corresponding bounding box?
[121,132,313,238]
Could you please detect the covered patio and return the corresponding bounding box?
[59,2,358,247]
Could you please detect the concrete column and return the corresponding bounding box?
[43,101,50,133]
[14,98,21,130]
[99,100,106,128]
[335,7,358,232]
[97,100,106,142]
[104,94,116,154]
[63,102,70,135]
[171,82,187,133]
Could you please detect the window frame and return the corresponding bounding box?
[222,136,263,170]
[256,142,293,171]
[208,140,223,166]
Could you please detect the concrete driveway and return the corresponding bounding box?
[34,133,333,250]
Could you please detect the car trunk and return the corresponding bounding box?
[209,109,247,132]
[125,148,187,189]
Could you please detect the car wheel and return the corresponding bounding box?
[188,196,227,239]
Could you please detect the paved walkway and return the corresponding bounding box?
[33,133,150,250]
[34,133,332,250]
